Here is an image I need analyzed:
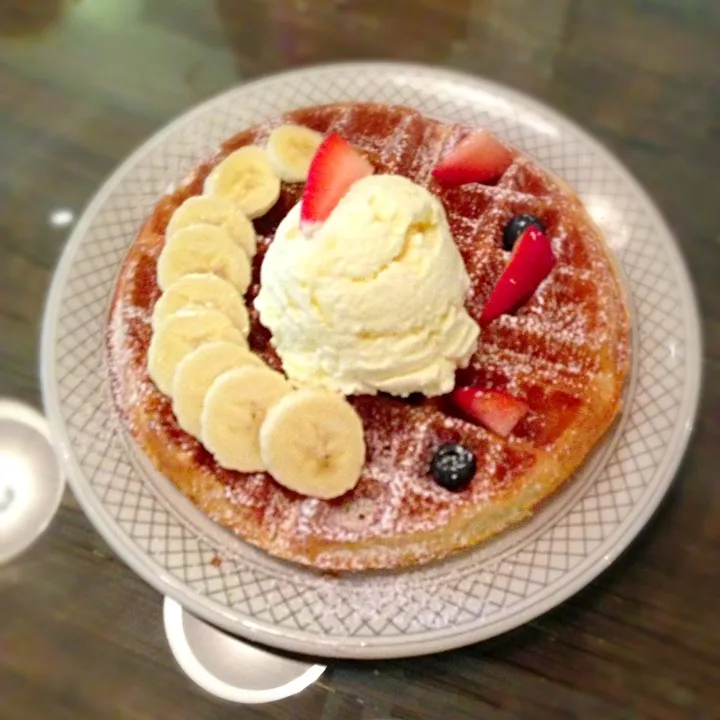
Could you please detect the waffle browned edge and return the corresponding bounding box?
[106,104,630,573]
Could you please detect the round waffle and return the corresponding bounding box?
[106,103,630,571]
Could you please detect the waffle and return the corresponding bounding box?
[107,103,630,571]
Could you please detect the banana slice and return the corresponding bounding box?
[166,195,257,259]
[259,389,365,499]
[266,124,324,183]
[152,273,249,335]
[156,225,251,293]
[147,309,247,396]
[204,146,281,219]
[201,365,292,473]
[172,341,265,439]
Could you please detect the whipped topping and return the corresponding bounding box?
[254,174,480,397]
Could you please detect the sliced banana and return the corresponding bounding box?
[172,341,265,439]
[156,225,251,293]
[259,389,366,499]
[204,145,281,219]
[166,195,257,258]
[147,309,247,396]
[152,273,249,335]
[201,365,292,473]
[266,124,324,183]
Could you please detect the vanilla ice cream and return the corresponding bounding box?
[254,174,480,397]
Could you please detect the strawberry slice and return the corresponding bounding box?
[300,133,373,232]
[480,224,555,326]
[431,129,514,187]
[451,387,529,437]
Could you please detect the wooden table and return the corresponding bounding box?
[1,2,718,718]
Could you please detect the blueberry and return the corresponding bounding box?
[430,444,477,491]
[503,214,546,251]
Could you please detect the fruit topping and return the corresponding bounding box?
[147,309,247,397]
[266,124,324,183]
[167,195,257,259]
[480,224,555,326]
[172,342,265,440]
[430,443,477,491]
[502,213,546,252]
[300,133,374,232]
[152,273,250,334]
[259,389,366,499]
[431,129,514,187]
[203,145,281,219]
[156,225,252,293]
[451,388,529,438]
[201,365,292,473]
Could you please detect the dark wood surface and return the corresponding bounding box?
[1,1,718,718]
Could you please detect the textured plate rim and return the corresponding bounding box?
[40,61,702,659]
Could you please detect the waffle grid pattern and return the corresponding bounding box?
[44,65,696,651]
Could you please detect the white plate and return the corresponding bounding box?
[0,400,65,564]
[40,62,701,659]
[163,597,325,704]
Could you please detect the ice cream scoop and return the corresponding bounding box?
[254,174,480,397]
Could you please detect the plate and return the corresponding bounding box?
[40,62,701,659]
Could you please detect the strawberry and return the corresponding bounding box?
[300,133,373,232]
[480,224,555,326]
[431,129,514,187]
[451,387,529,437]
